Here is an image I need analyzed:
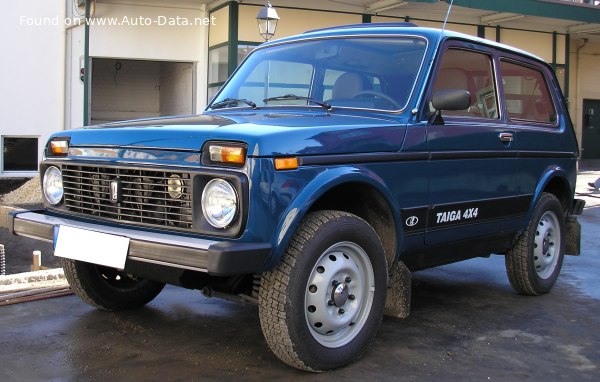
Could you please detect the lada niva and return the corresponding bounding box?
[10,23,584,371]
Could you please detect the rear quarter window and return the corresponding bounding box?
[499,60,558,125]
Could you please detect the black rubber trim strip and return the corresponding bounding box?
[430,151,516,160]
[517,151,577,159]
[299,152,429,166]
[299,150,576,166]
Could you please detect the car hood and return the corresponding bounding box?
[54,111,408,157]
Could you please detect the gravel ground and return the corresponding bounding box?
[0,176,43,206]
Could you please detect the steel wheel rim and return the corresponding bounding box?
[304,241,375,348]
[533,211,561,279]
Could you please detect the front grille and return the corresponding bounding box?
[62,165,193,231]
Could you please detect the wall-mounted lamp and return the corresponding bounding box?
[256,1,280,41]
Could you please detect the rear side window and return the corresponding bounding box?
[499,60,557,124]
[432,48,499,119]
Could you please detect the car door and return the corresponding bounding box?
[499,56,579,207]
[425,43,522,246]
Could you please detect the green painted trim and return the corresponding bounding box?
[228,1,238,76]
[237,2,364,17]
[477,25,485,38]
[83,0,90,126]
[552,32,557,70]
[238,41,262,46]
[450,0,600,24]
[208,82,226,88]
[564,34,570,100]
[362,14,372,23]
[496,26,500,43]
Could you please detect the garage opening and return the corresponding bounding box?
[91,59,194,125]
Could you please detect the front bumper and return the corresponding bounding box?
[9,210,271,276]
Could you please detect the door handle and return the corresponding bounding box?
[499,132,513,143]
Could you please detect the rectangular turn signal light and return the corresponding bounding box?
[274,157,299,171]
[209,145,246,165]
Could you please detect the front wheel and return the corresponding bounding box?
[259,211,387,371]
[505,193,565,295]
[61,258,165,311]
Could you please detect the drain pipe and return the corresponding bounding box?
[0,244,5,276]
[575,37,589,150]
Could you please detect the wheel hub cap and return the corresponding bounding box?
[332,282,350,307]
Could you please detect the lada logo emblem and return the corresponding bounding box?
[405,216,419,227]
[110,179,122,203]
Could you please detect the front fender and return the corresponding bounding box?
[264,165,401,269]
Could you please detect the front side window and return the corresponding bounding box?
[432,48,499,119]
[209,37,428,112]
[500,60,557,124]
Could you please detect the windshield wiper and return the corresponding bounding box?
[263,94,332,111]
[211,98,257,110]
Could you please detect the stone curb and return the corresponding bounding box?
[0,268,65,286]
[0,268,67,293]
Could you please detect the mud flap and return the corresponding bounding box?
[384,260,411,318]
[565,215,581,256]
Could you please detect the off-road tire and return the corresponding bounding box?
[259,210,387,371]
[506,193,565,295]
[61,258,165,311]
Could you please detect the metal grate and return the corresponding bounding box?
[62,165,193,231]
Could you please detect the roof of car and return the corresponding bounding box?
[263,23,544,64]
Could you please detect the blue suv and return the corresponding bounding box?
[10,23,584,371]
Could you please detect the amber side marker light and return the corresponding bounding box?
[274,157,299,170]
[50,140,69,156]
[209,145,246,165]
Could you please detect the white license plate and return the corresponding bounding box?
[54,226,130,269]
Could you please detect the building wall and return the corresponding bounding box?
[0,0,65,177]
[66,3,209,128]
[569,39,600,146]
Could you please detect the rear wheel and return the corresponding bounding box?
[259,211,387,371]
[505,193,565,295]
[61,258,165,311]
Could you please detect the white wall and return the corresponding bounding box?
[0,0,65,177]
[160,62,194,116]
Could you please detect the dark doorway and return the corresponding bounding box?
[582,99,600,159]
[91,59,194,125]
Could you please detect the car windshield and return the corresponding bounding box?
[210,36,428,112]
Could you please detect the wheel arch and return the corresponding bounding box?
[531,166,573,215]
[268,167,401,269]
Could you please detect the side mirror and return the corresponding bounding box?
[432,89,471,111]
[430,89,471,125]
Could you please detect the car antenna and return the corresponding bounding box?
[441,0,454,34]
[410,0,454,119]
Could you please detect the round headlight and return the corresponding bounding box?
[43,166,63,205]
[167,175,183,199]
[201,179,238,228]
